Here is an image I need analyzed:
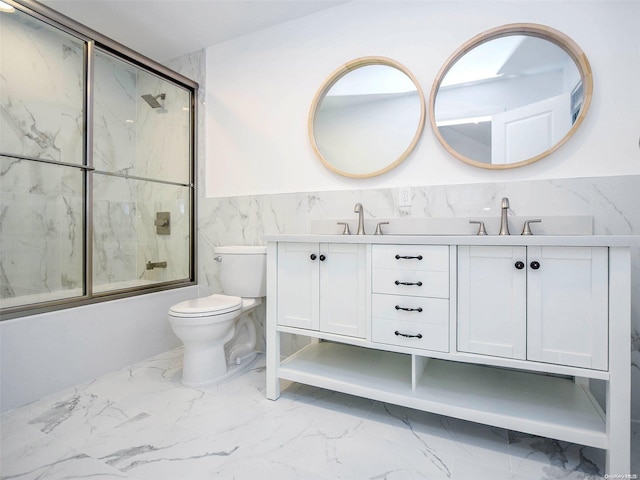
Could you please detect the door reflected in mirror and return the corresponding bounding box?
[430,24,592,169]
[310,57,425,178]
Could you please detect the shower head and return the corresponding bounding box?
[141,93,166,109]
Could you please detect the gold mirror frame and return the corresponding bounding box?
[309,56,426,178]
[429,23,593,170]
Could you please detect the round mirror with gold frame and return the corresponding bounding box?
[429,23,593,169]
[309,56,426,178]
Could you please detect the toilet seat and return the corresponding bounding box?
[169,294,242,318]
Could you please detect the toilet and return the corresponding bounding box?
[168,245,267,387]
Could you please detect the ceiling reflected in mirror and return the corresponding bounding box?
[429,23,593,169]
[309,56,425,178]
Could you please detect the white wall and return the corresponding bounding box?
[0,286,197,413]
[205,1,640,198]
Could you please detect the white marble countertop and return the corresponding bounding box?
[263,234,640,247]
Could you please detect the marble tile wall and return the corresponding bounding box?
[0,9,84,164]
[196,175,640,420]
[0,159,84,302]
[135,70,191,184]
[92,48,192,287]
[0,9,85,303]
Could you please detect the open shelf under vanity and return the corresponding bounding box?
[279,341,607,449]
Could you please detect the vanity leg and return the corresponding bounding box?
[265,244,281,400]
[606,380,630,475]
[266,328,280,400]
[605,247,630,475]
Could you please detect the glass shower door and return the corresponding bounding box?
[1,5,195,317]
[92,49,192,294]
[0,8,86,308]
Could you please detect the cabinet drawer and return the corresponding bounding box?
[372,245,449,271]
[372,293,449,322]
[371,319,448,352]
[372,245,449,297]
[372,268,449,298]
[371,294,449,352]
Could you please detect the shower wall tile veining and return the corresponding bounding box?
[0,5,195,313]
[92,51,191,289]
[1,9,85,303]
[0,10,84,163]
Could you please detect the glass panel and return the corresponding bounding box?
[0,9,84,164]
[93,174,190,293]
[0,156,84,309]
[93,49,191,184]
[1,6,194,318]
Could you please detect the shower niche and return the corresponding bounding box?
[0,4,195,316]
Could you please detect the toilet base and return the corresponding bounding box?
[180,350,258,388]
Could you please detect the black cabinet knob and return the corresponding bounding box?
[530,261,541,270]
[319,255,326,261]
[515,261,525,270]
[310,254,317,260]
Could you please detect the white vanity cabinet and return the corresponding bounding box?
[265,235,633,475]
[276,242,367,337]
[457,245,608,370]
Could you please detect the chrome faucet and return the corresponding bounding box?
[354,203,366,235]
[499,197,510,235]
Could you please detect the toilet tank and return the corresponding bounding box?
[214,246,267,298]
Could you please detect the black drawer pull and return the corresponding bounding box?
[395,280,423,287]
[395,330,423,339]
[310,254,317,260]
[530,261,540,270]
[395,305,423,312]
[395,255,423,260]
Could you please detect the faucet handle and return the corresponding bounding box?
[469,220,487,236]
[337,222,351,235]
[521,219,542,235]
[374,221,389,235]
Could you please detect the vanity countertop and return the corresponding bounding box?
[263,234,640,247]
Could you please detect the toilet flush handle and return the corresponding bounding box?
[214,256,222,262]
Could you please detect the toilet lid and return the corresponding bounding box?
[169,294,242,317]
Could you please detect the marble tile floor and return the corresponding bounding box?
[2,347,639,480]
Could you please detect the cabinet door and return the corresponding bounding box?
[319,243,367,337]
[527,246,608,370]
[458,245,527,359]
[277,242,319,330]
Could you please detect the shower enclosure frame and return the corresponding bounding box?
[1,0,198,320]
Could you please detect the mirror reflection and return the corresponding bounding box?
[430,24,592,169]
[310,57,425,178]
